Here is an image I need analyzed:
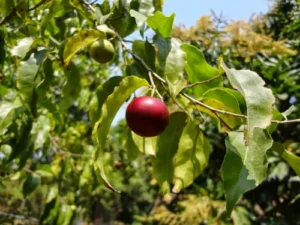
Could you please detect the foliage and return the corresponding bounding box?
[1,0,300,224]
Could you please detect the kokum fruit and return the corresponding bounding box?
[90,39,115,64]
[126,96,169,137]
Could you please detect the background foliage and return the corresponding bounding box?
[0,0,300,225]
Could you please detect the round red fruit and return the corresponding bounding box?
[126,96,169,137]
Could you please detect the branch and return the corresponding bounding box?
[0,211,38,223]
[112,29,300,125]
[80,0,95,12]
[28,0,51,11]
[182,73,223,90]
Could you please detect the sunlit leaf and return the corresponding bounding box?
[181,44,222,97]
[147,11,175,38]
[17,49,47,105]
[132,132,157,156]
[221,128,273,216]
[63,29,105,66]
[89,76,123,125]
[221,61,275,137]
[200,87,243,129]
[92,76,149,192]
[124,128,140,161]
[173,120,210,193]
[271,142,300,177]
[31,115,51,150]
[10,37,34,58]
[152,112,187,193]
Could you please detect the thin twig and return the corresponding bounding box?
[80,0,95,12]
[28,0,51,11]
[0,211,38,223]
[182,74,223,90]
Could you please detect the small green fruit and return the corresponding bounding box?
[90,39,115,64]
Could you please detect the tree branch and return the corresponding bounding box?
[112,30,300,125]
[0,211,38,223]
[182,73,223,90]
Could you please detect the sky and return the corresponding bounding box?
[111,0,273,126]
[163,0,272,27]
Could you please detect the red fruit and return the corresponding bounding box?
[126,96,169,137]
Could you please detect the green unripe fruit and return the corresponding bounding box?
[90,39,115,64]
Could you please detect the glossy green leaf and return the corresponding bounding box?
[89,76,123,125]
[147,11,175,38]
[152,112,187,193]
[271,142,300,177]
[92,76,149,192]
[200,87,243,129]
[132,132,157,156]
[10,37,34,58]
[173,120,210,193]
[58,63,81,111]
[22,173,41,197]
[17,49,47,105]
[221,128,273,216]
[181,44,222,97]
[46,185,59,203]
[63,29,105,66]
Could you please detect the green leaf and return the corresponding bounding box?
[153,0,164,11]
[132,40,156,71]
[221,128,273,215]
[271,142,300,177]
[31,115,51,150]
[220,61,275,138]
[17,49,47,105]
[147,11,175,38]
[89,76,123,125]
[58,63,81,111]
[200,87,243,129]
[152,112,187,193]
[39,198,57,225]
[124,128,140,161]
[56,205,75,225]
[130,10,147,32]
[22,173,41,197]
[63,29,105,66]
[92,76,148,192]
[46,185,58,203]
[153,36,186,96]
[173,120,210,193]
[10,37,34,58]
[109,1,137,37]
[181,44,222,97]
[0,29,6,67]
[9,116,33,161]
[132,132,157,156]
[0,0,15,18]
[37,58,54,101]
[267,108,284,134]
[40,0,67,36]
